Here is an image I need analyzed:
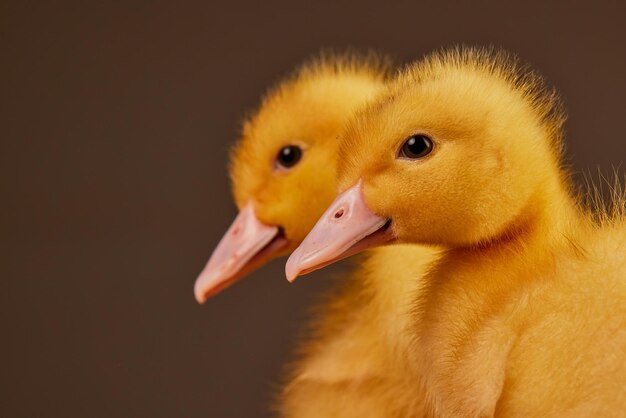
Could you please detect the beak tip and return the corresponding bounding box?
[194,285,207,304]
[194,272,213,304]
[285,255,301,283]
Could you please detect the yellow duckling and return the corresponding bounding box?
[193,53,388,301]
[288,47,626,416]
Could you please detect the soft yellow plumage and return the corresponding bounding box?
[280,244,437,417]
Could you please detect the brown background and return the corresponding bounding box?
[1,1,625,417]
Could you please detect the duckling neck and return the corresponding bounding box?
[457,174,582,259]
[420,176,588,315]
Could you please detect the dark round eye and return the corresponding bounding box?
[276,145,302,169]
[400,135,433,159]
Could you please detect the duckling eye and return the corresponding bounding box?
[276,145,302,169]
[399,135,433,159]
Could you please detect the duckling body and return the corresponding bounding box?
[288,47,626,416]
[414,216,626,416]
[281,245,434,417]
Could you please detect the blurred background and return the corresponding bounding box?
[1,1,625,417]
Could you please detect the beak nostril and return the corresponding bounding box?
[334,208,345,219]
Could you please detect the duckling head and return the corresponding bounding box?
[195,54,388,302]
[287,47,568,281]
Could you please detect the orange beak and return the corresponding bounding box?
[285,180,394,282]
[194,202,287,303]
